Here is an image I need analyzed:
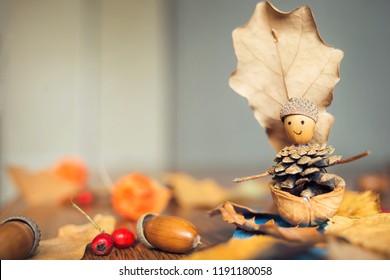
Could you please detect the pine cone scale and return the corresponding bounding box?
[269,144,342,198]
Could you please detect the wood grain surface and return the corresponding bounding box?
[1,173,389,260]
[0,194,236,260]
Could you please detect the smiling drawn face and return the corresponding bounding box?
[283,114,316,145]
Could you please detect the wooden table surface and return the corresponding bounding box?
[1,172,389,260]
[0,193,238,260]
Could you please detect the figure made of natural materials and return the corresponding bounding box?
[229,1,369,227]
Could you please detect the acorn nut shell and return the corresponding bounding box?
[136,213,201,254]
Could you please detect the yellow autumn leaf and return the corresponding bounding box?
[327,236,386,260]
[336,190,381,218]
[325,214,390,258]
[30,214,116,260]
[185,234,310,260]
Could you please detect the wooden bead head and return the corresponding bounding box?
[283,115,316,144]
[280,98,318,144]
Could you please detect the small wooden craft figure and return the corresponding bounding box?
[229,1,369,227]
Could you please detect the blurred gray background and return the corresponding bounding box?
[1,0,389,204]
[173,0,390,179]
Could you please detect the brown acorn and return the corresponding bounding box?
[136,213,201,254]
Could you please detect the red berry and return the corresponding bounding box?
[111,228,135,249]
[73,190,94,206]
[91,233,114,256]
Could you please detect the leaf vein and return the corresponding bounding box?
[232,77,283,106]
[302,52,335,98]
[285,8,304,76]
[266,10,289,100]
[238,37,280,76]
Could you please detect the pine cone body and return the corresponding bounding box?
[268,144,342,197]
[268,144,346,226]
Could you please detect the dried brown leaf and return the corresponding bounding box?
[185,234,311,260]
[336,190,381,218]
[30,214,116,260]
[7,166,80,205]
[209,201,252,226]
[164,173,269,209]
[325,214,390,258]
[210,201,323,244]
[229,1,343,150]
[163,173,229,209]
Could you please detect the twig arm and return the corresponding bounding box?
[232,151,370,183]
[233,172,270,183]
[336,150,370,165]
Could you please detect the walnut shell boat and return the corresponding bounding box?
[269,175,346,226]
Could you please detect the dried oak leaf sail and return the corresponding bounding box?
[229,1,344,150]
[30,214,116,260]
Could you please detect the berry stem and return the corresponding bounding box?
[71,199,103,233]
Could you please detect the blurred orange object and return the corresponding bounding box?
[53,157,88,188]
[111,173,171,221]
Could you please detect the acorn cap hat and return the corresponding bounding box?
[280,97,319,122]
